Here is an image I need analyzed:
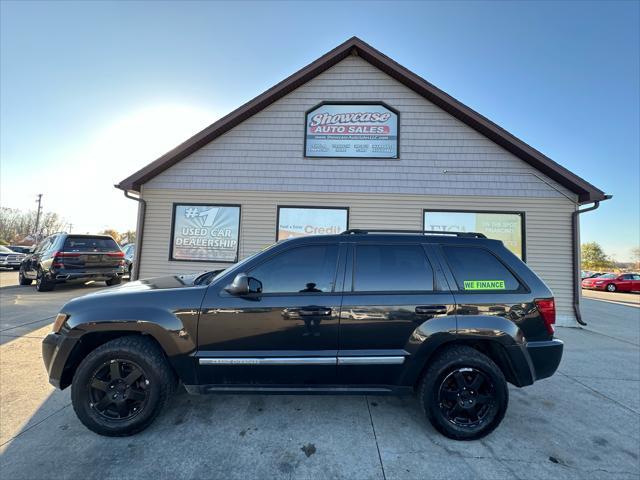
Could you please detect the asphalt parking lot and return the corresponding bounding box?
[1,270,639,479]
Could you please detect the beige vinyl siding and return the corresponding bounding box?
[146,55,577,202]
[139,188,577,325]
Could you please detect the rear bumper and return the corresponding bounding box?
[42,332,77,389]
[52,270,124,282]
[526,339,564,381]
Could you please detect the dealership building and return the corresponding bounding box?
[117,37,608,326]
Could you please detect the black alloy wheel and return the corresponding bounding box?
[419,345,508,440]
[438,367,495,428]
[71,336,177,436]
[88,359,150,421]
[36,269,54,291]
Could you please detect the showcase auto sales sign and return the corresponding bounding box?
[305,103,398,158]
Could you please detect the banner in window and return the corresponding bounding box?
[305,103,398,158]
[424,210,524,259]
[277,207,348,241]
[170,204,240,262]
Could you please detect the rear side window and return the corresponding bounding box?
[63,237,119,252]
[354,244,434,292]
[443,246,521,292]
[249,244,338,294]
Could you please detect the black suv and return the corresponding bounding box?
[20,234,125,291]
[42,230,562,439]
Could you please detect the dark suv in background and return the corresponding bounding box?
[20,234,125,291]
[42,230,562,439]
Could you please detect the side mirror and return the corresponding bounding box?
[225,273,262,295]
[29,246,36,253]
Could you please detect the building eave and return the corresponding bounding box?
[116,36,607,204]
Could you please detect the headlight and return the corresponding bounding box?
[53,313,69,333]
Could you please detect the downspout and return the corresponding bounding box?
[572,195,612,326]
[123,190,146,281]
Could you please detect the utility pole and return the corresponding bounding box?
[34,194,43,240]
[67,223,73,233]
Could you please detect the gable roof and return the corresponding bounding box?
[116,36,606,204]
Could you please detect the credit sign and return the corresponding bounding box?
[305,103,398,158]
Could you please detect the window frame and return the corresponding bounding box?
[275,205,349,242]
[169,202,241,264]
[440,244,529,294]
[246,242,342,296]
[347,242,437,295]
[423,209,526,261]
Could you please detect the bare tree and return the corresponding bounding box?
[0,207,66,243]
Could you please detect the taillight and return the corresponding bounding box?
[53,251,81,259]
[535,298,556,335]
[107,251,125,257]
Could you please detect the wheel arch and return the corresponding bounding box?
[410,338,531,389]
[59,331,172,389]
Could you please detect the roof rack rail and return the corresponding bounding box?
[341,229,487,238]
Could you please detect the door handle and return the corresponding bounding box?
[298,307,332,317]
[415,305,448,315]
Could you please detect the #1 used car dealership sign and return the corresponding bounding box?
[305,103,398,158]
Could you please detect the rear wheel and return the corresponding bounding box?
[12,266,20,271]
[106,276,122,286]
[18,269,32,286]
[606,283,616,292]
[419,345,508,440]
[71,336,176,436]
[36,269,54,292]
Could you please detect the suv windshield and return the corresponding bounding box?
[63,237,119,252]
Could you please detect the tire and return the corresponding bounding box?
[418,345,508,440]
[12,266,20,271]
[18,270,32,286]
[71,336,177,436]
[106,276,122,286]
[36,269,54,292]
[606,283,616,292]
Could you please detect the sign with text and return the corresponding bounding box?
[171,204,240,262]
[278,207,348,240]
[424,211,523,259]
[305,103,398,158]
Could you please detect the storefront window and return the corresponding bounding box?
[277,207,348,241]
[170,204,240,262]
[423,210,525,259]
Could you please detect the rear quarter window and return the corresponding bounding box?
[63,237,119,252]
[442,246,522,292]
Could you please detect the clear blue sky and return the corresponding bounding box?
[1,1,638,260]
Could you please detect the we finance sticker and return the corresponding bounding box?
[463,280,506,290]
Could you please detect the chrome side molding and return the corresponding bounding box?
[199,356,405,366]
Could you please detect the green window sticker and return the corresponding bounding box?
[463,280,506,290]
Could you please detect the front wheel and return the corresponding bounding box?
[419,345,508,440]
[606,283,617,292]
[71,336,176,436]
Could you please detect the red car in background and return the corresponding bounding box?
[581,273,640,292]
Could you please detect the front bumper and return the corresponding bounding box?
[0,261,22,267]
[42,332,77,389]
[526,339,564,381]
